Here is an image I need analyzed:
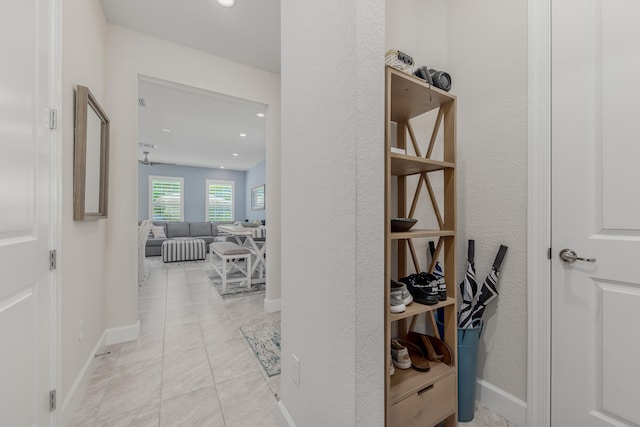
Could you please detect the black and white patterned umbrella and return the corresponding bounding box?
[429,242,444,279]
[458,240,478,328]
[467,245,508,325]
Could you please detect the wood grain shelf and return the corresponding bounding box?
[388,66,456,122]
[390,153,454,176]
[389,361,456,405]
[390,229,455,240]
[385,65,457,426]
[389,297,456,322]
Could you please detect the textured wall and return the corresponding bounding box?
[137,164,246,222]
[448,0,529,401]
[61,0,108,403]
[386,0,529,402]
[280,0,384,425]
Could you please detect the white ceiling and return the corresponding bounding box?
[138,79,267,171]
[100,0,278,171]
[100,0,281,73]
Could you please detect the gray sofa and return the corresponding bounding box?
[145,221,232,257]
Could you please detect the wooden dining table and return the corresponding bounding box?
[216,225,266,283]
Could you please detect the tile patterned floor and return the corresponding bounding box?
[70,258,281,427]
[71,258,517,426]
[459,403,520,427]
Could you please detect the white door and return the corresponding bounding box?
[552,0,640,425]
[0,0,55,425]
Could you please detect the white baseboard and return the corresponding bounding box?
[264,297,281,313]
[60,321,140,425]
[60,330,107,426]
[276,400,296,427]
[105,320,140,345]
[476,379,527,427]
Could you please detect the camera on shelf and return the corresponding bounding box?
[413,66,452,92]
[385,49,414,73]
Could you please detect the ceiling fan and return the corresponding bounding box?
[138,151,175,166]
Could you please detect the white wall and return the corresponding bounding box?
[103,26,282,316]
[280,0,385,425]
[386,0,450,286]
[386,0,529,405]
[60,0,108,403]
[448,0,528,402]
[386,0,449,70]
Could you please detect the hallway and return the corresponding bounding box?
[70,260,280,426]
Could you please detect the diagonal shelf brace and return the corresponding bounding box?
[409,174,424,218]
[426,108,444,159]
[407,238,421,273]
[406,120,422,158]
[424,173,444,229]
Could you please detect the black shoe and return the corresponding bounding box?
[417,272,446,301]
[399,274,439,305]
[437,278,447,301]
[420,273,447,301]
[418,272,442,302]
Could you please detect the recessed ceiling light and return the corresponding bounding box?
[161,128,171,133]
[217,0,235,7]
[232,153,239,157]
[220,166,225,169]
[256,113,265,118]
[240,133,246,137]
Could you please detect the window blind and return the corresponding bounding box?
[150,178,183,221]
[207,181,233,222]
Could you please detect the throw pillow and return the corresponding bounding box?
[152,226,166,239]
[166,222,190,238]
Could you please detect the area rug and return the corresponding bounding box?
[208,273,266,298]
[240,319,281,377]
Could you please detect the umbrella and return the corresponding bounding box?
[428,241,446,301]
[429,241,444,279]
[457,240,478,328]
[465,244,508,326]
[429,241,447,337]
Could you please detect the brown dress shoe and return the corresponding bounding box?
[406,331,453,365]
[396,339,431,372]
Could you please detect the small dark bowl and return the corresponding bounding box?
[391,218,418,232]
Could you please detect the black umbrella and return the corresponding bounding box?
[428,241,446,301]
[458,240,478,328]
[429,241,447,337]
[467,245,508,324]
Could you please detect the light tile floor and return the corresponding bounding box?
[70,258,281,427]
[459,403,519,427]
[71,258,517,426]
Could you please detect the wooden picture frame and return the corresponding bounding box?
[251,184,265,210]
[73,85,110,220]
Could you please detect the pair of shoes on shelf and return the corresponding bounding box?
[390,280,413,313]
[391,338,430,372]
[389,356,395,376]
[406,331,453,365]
[399,273,439,305]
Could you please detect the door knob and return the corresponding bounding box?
[559,248,596,263]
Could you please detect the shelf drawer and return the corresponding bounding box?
[389,373,456,427]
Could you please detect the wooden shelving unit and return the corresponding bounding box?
[384,66,458,426]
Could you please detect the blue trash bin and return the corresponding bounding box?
[457,319,484,422]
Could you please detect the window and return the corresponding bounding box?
[206,180,234,222]
[149,176,184,221]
